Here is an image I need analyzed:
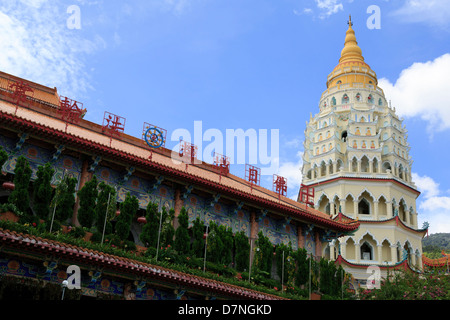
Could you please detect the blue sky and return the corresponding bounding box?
[1,0,450,234]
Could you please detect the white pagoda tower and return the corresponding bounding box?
[298,16,428,288]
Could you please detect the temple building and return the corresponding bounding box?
[298,17,428,288]
[0,62,359,298]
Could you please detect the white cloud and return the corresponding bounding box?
[277,151,304,190]
[378,53,450,133]
[412,173,440,199]
[0,1,104,99]
[391,0,450,29]
[413,172,450,234]
[315,0,344,18]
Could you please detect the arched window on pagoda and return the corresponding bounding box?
[342,94,349,104]
[356,93,361,102]
[361,242,373,260]
[331,97,336,106]
[358,198,370,215]
[368,94,374,104]
[378,98,383,106]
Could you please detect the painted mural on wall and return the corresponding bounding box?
[258,215,298,250]
[0,134,82,189]
[184,193,251,237]
[304,233,316,255]
[95,164,174,210]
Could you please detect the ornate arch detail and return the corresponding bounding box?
[342,236,356,245]
[398,197,409,210]
[356,188,375,201]
[379,237,393,246]
[357,229,380,246]
[315,192,330,207]
[377,193,388,202]
[342,192,356,201]
[331,194,340,203]
[371,155,381,163]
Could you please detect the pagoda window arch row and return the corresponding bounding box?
[379,236,393,247]
[357,230,380,247]
[398,197,409,211]
[316,193,332,214]
[356,188,376,203]
[341,236,356,245]
[381,160,392,173]
[376,193,389,202]
[342,192,357,203]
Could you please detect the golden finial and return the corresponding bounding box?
[348,14,353,27]
[339,15,364,63]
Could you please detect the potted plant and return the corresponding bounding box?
[310,291,322,300]
[0,203,23,222]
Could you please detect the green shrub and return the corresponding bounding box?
[0,203,24,217]
[140,202,159,248]
[174,207,190,255]
[9,156,32,214]
[94,182,116,232]
[234,231,250,272]
[33,163,55,220]
[191,217,205,258]
[53,175,78,223]
[115,192,138,241]
[77,175,98,228]
[253,231,273,274]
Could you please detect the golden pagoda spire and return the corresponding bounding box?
[339,15,364,63]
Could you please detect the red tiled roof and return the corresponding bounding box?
[0,227,286,300]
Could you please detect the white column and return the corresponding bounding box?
[355,243,360,263]
[391,245,397,264]
[341,240,346,258]
[330,202,336,217]
[411,252,416,267]
[373,200,379,220]
[386,201,393,218]
[330,243,335,260]
[340,199,346,215]
[377,245,383,264]
[417,253,423,271]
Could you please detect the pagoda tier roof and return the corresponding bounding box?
[333,212,428,237]
[0,70,359,234]
[334,254,417,272]
[0,227,286,300]
[305,175,420,196]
